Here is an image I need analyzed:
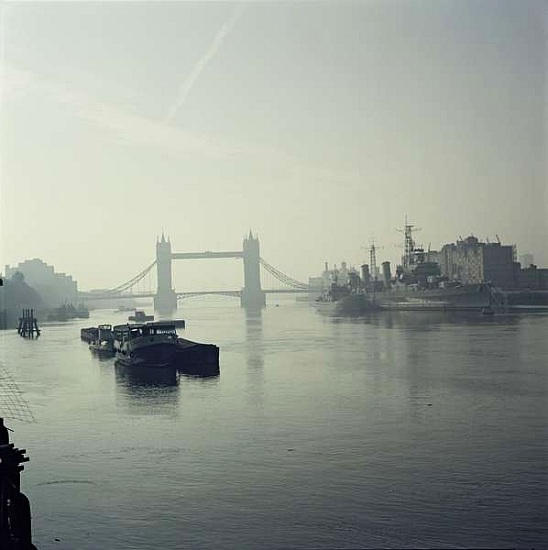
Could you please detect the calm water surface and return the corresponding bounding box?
[1,298,547,549]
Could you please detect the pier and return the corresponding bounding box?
[17,310,40,338]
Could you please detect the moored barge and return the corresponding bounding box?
[80,326,99,342]
[113,321,219,374]
[128,310,154,322]
[89,324,115,356]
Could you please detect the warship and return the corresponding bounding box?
[315,221,494,315]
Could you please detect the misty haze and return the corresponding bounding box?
[0,1,547,549]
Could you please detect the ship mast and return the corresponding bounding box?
[398,215,420,270]
[369,241,377,282]
[368,238,383,283]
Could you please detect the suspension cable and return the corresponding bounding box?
[259,258,309,289]
[98,261,157,296]
[82,257,310,298]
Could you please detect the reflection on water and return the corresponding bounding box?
[244,308,265,410]
[115,363,179,388]
[7,301,547,550]
[327,308,527,331]
[114,363,180,415]
[322,309,548,424]
[245,308,264,370]
[114,361,221,415]
[89,352,116,364]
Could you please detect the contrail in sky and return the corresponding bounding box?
[163,3,246,125]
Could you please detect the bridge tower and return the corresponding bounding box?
[241,231,266,309]
[154,233,177,314]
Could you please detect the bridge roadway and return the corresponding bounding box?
[174,289,310,297]
[78,288,312,301]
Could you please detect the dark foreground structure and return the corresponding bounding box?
[0,418,37,549]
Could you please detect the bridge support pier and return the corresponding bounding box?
[154,291,177,315]
[241,231,266,309]
[240,288,266,309]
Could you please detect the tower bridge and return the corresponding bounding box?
[79,232,312,313]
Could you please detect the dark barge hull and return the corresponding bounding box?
[114,340,220,375]
[89,343,115,357]
[81,327,99,342]
[176,338,220,375]
[115,342,178,368]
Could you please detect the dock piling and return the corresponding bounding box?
[17,309,40,338]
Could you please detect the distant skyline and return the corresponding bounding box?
[1,1,546,291]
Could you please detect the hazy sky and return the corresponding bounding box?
[0,0,546,292]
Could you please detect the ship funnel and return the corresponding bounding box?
[361,264,370,286]
[382,261,392,289]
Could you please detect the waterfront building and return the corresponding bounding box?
[4,258,79,307]
[438,236,515,289]
[318,261,360,288]
[514,264,548,290]
[308,276,324,292]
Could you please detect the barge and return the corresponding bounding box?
[113,321,219,374]
[89,324,115,356]
[128,310,154,323]
[80,326,99,342]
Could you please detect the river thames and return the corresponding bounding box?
[1,298,547,549]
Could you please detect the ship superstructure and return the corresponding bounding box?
[313,218,494,314]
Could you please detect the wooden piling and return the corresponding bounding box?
[17,309,40,338]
